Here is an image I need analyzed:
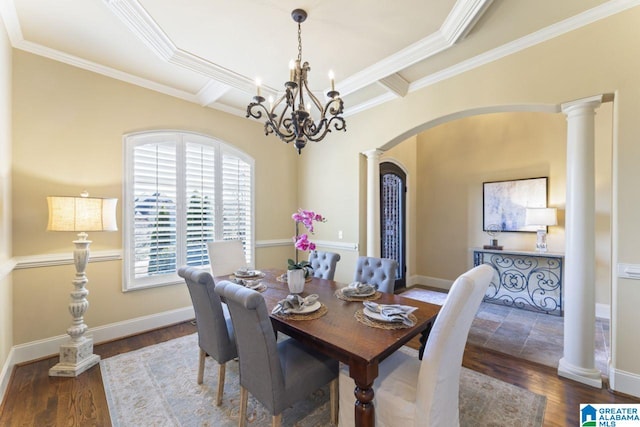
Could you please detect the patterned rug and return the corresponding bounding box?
[101,333,546,426]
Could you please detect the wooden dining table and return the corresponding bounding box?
[217,268,440,427]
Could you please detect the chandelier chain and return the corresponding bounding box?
[297,23,302,62]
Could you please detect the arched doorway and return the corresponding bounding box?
[363,101,615,386]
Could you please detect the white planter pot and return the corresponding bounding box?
[287,269,305,294]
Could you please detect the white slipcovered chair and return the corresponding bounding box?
[207,240,247,277]
[338,264,493,427]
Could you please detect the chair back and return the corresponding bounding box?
[178,267,237,364]
[207,240,247,277]
[414,264,493,427]
[308,250,341,280]
[353,256,398,293]
[214,281,285,411]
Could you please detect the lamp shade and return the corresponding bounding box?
[525,207,557,227]
[47,196,118,232]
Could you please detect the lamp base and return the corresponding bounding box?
[48,336,100,377]
[535,229,549,252]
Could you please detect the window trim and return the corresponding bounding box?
[122,130,255,291]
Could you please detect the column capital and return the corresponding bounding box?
[362,149,384,159]
[561,94,603,115]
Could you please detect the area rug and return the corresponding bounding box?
[101,333,546,426]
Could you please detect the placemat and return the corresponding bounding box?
[354,309,417,329]
[272,303,328,321]
[334,289,382,302]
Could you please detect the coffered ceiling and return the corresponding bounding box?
[0,0,630,118]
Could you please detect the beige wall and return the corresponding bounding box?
[298,7,640,390]
[379,110,612,307]
[3,0,639,397]
[413,110,611,306]
[0,14,13,372]
[11,51,297,344]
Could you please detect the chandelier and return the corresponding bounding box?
[246,9,346,154]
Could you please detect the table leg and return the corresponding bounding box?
[418,317,436,360]
[354,381,375,427]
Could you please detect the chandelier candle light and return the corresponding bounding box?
[246,9,346,154]
[46,192,118,376]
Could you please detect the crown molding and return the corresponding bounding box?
[410,0,640,93]
[104,0,259,95]
[337,0,493,97]
[441,0,494,44]
[3,0,637,119]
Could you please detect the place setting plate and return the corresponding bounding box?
[335,286,381,301]
[232,269,265,279]
[290,301,322,314]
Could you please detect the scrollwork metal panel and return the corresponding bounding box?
[473,250,563,316]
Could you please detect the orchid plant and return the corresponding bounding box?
[289,209,326,273]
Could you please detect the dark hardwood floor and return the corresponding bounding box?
[1,320,638,426]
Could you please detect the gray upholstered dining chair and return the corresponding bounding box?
[214,280,339,427]
[308,250,341,280]
[338,264,493,427]
[353,256,398,294]
[178,266,237,406]
[207,240,247,277]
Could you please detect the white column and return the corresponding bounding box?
[363,149,383,257]
[558,95,603,388]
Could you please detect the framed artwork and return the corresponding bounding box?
[483,177,548,232]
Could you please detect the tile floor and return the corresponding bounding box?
[402,286,610,375]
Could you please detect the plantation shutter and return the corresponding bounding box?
[221,152,253,265]
[185,142,216,266]
[132,142,177,279]
[124,131,254,291]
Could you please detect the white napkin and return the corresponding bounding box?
[363,301,417,326]
[232,277,262,289]
[341,281,377,297]
[272,294,319,315]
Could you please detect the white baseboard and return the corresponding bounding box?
[0,346,15,409]
[410,275,454,291]
[609,366,640,398]
[0,306,195,405]
[596,303,611,320]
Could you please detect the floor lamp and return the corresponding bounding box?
[47,192,118,377]
[525,207,557,253]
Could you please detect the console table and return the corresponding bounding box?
[473,248,564,316]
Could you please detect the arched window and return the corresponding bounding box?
[123,131,254,290]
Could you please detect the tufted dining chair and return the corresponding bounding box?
[207,240,247,278]
[353,256,398,294]
[308,250,341,280]
[178,266,237,406]
[214,280,339,427]
[338,264,493,427]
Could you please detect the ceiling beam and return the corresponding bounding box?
[377,74,409,98]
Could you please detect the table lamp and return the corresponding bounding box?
[46,191,117,377]
[525,207,557,253]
